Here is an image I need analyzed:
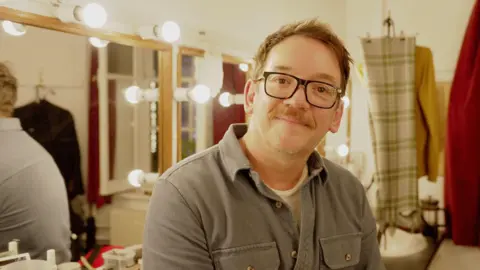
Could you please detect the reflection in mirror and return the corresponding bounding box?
[212,62,247,144]
[104,43,159,183]
[178,54,198,159]
[0,24,88,261]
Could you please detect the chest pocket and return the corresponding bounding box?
[212,241,280,270]
[319,232,362,269]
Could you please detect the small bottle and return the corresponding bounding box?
[47,249,58,269]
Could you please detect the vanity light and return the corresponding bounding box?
[189,84,211,104]
[1,21,26,36]
[124,85,142,104]
[342,95,350,109]
[174,85,212,104]
[81,3,108,28]
[161,21,181,43]
[127,169,159,188]
[137,21,181,43]
[336,144,350,157]
[88,37,109,48]
[218,92,244,107]
[56,2,107,29]
[239,63,249,72]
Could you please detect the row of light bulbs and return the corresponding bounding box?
[124,84,245,108]
[2,2,181,47]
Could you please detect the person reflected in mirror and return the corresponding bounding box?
[0,62,71,263]
[143,19,385,270]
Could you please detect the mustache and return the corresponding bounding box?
[274,107,314,127]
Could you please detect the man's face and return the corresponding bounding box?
[244,35,344,155]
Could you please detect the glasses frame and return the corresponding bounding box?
[256,71,342,109]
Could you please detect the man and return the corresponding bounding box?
[143,19,384,269]
[0,62,71,263]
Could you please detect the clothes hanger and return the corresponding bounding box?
[34,70,55,103]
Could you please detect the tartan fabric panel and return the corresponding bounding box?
[361,37,418,225]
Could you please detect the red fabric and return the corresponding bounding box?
[213,63,246,144]
[445,0,480,247]
[79,245,123,268]
[87,46,112,208]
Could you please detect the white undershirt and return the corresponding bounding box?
[268,166,309,229]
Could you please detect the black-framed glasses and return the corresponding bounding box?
[257,71,342,109]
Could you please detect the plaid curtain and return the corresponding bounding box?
[361,37,418,225]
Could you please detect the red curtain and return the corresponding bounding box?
[212,63,246,144]
[445,0,480,247]
[87,46,114,208]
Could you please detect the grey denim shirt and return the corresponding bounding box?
[143,124,385,270]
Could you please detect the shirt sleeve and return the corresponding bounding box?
[142,178,214,269]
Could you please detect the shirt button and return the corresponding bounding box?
[275,201,283,208]
[247,266,255,270]
[345,253,352,261]
[291,250,298,259]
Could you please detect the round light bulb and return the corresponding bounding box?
[128,169,144,187]
[336,144,349,157]
[82,3,107,29]
[219,92,232,107]
[342,96,350,109]
[189,84,211,104]
[124,85,142,104]
[161,21,180,43]
[88,37,109,48]
[239,63,249,72]
[2,21,26,36]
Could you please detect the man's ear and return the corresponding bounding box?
[243,80,256,115]
[328,99,344,133]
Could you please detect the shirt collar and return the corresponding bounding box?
[0,118,22,132]
[218,123,328,183]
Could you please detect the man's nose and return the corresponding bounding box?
[284,85,309,109]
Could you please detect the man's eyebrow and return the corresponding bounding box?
[272,65,339,85]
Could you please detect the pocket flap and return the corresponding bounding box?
[212,242,280,270]
[320,232,362,269]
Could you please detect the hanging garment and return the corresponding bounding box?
[13,100,85,199]
[361,37,418,225]
[445,0,480,247]
[415,46,441,182]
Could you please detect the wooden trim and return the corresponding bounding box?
[177,46,250,65]
[158,50,174,173]
[345,81,353,163]
[222,54,248,65]
[178,47,205,57]
[176,53,183,162]
[0,7,171,51]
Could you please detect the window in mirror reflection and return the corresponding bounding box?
[179,55,197,159]
[106,43,160,180]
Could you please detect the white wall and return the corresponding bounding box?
[330,0,476,209]
[0,26,90,188]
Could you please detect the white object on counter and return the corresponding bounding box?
[4,260,55,270]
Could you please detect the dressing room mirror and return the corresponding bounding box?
[0,24,90,199]
[100,42,160,185]
[177,53,200,160]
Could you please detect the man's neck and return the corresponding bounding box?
[240,130,309,191]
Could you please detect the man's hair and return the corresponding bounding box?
[0,62,18,116]
[251,18,352,96]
